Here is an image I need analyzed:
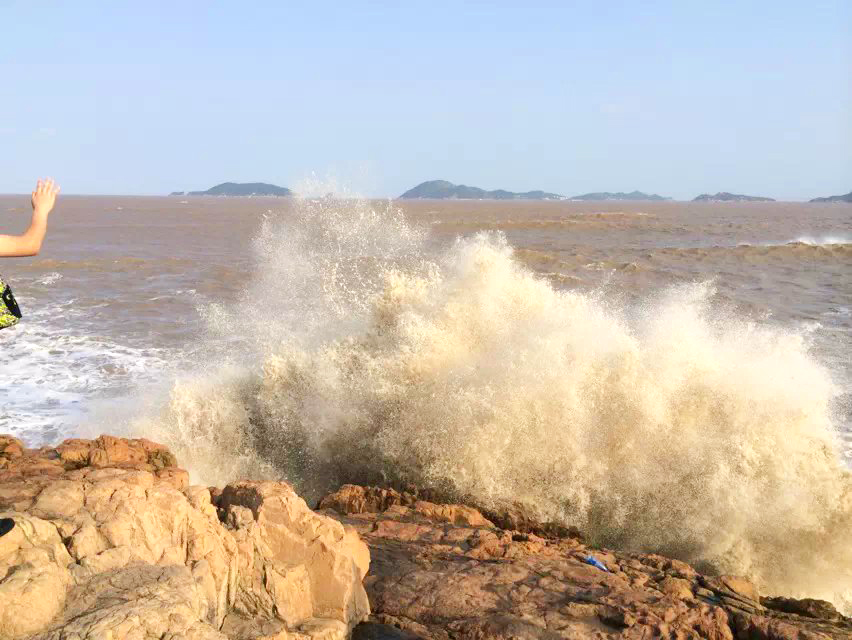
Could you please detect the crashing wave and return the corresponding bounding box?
[134,193,852,611]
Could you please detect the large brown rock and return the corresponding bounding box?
[0,436,24,462]
[0,435,369,639]
[318,485,418,515]
[762,597,843,622]
[217,481,370,626]
[0,515,73,638]
[319,485,582,541]
[321,485,852,640]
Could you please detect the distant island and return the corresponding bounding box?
[693,192,775,202]
[399,180,564,200]
[170,182,293,197]
[809,190,852,203]
[569,191,669,201]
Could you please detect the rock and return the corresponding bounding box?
[35,565,229,640]
[54,439,93,468]
[721,575,761,603]
[318,484,417,514]
[700,575,766,613]
[88,435,148,468]
[477,502,582,540]
[319,484,581,540]
[352,622,425,640]
[448,614,567,640]
[149,445,178,470]
[719,595,763,616]
[292,618,349,640]
[696,587,721,603]
[411,500,494,528]
[659,576,695,600]
[729,611,837,640]
[0,436,24,462]
[0,514,74,638]
[0,435,370,639]
[323,489,735,639]
[157,466,191,490]
[3,437,848,640]
[319,485,852,640]
[762,597,843,622]
[218,481,370,626]
[0,562,73,638]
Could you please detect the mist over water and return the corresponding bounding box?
[135,193,852,611]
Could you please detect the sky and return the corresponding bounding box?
[0,1,849,200]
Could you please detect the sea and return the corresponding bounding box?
[0,193,850,607]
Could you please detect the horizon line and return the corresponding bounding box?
[0,191,838,203]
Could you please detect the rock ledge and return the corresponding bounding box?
[320,484,852,640]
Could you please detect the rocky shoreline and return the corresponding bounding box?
[1,436,849,640]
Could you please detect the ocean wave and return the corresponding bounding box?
[0,302,171,445]
[788,235,851,246]
[18,256,196,273]
[430,212,670,233]
[34,272,63,286]
[655,242,851,260]
[133,194,852,611]
[726,235,850,249]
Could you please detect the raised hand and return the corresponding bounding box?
[0,178,61,256]
[32,178,60,217]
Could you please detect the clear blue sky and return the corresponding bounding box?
[1,1,849,200]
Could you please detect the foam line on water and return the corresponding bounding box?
[789,234,850,246]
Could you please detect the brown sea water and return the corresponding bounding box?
[1,193,851,606]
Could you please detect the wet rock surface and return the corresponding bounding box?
[321,485,852,640]
[0,436,369,639]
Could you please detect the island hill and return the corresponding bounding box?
[399,180,565,200]
[568,190,669,201]
[170,182,293,197]
[693,192,775,202]
[398,181,677,201]
[810,190,852,203]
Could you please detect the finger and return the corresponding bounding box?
[54,184,61,194]
[36,180,43,193]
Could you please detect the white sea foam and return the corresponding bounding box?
[788,234,851,246]
[0,299,170,445]
[132,193,851,611]
[34,272,63,286]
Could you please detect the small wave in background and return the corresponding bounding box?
[132,193,852,611]
[789,234,850,246]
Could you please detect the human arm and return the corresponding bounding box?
[0,179,60,257]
